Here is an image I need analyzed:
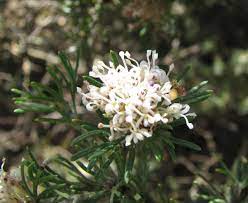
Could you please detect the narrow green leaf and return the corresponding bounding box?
[167,145,176,161]
[220,162,237,182]
[185,92,212,104]
[161,136,175,150]
[14,108,25,113]
[27,147,39,166]
[188,81,208,94]
[88,148,110,160]
[27,162,36,181]
[96,153,115,178]
[11,88,24,95]
[110,50,119,67]
[80,124,98,131]
[71,119,98,130]
[46,66,65,97]
[16,102,55,113]
[139,26,147,36]
[175,90,213,104]
[170,137,201,151]
[176,65,192,82]
[125,147,136,183]
[58,51,74,81]
[149,142,163,161]
[30,81,62,99]
[21,161,34,200]
[71,142,114,161]
[75,46,81,75]
[83,75,103,87]
[39,174,59,183]
[35,117,66,124]
[71,130,109,146]
[76,161,95,176]
[50,66,70,86]
[87,158,99,171]
[161,136,177,161]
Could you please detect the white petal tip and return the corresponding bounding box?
[147,50,152,56]
[187,123,194,129]
[119,51,125,58]
[77,87,82,93]
[125,142,131,147]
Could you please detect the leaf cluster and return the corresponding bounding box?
[195,157,248,203]
[12,51,212,202]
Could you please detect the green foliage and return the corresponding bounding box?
[12,51,211,202]
[1,0,247,202]
[194,157,248,203]
[12,50,80,122]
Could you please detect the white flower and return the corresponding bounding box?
[78,50,195,146]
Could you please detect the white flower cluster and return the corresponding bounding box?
[77,50,195,146]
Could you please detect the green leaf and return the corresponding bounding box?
[11,88,25,95]
[15,102,55,113]
[169,136,201,151]
[71,142,115,161]
[35,117,67,124]
[95,153,115,179]
[75,46,81,75]
[27,162,36,181]
[80,123,98,131]
[30,81,62,100]
[185,90,213,104]
[21,161,34,200]
[176,65,192,82]
[149,142,163,161]
[188,81,208,94]
[167,146,176,161]
[88,148,111,160]
[71,119,98,130]
[125,147,136,183]
[58,51,74,81]
[139,26,147,37]
[220,162,237,182]
[39,174,60,183]
[71,130,109,146]
[83,191,107,202]
[47,66,64,90]
[14,108,25,113]
[110,50,119,67]
[161,136,176,161]
[175,89,213,103]
[83,75,103,87]
[76,161,95,176]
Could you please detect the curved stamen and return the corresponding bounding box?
[180,114,193,129]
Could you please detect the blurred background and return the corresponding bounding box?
[0,0,247,202]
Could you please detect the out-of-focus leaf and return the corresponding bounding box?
[175,90,213,104]
[176,65,192,82]
[188,81,208,94]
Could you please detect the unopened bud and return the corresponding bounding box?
[98,123,104,128]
